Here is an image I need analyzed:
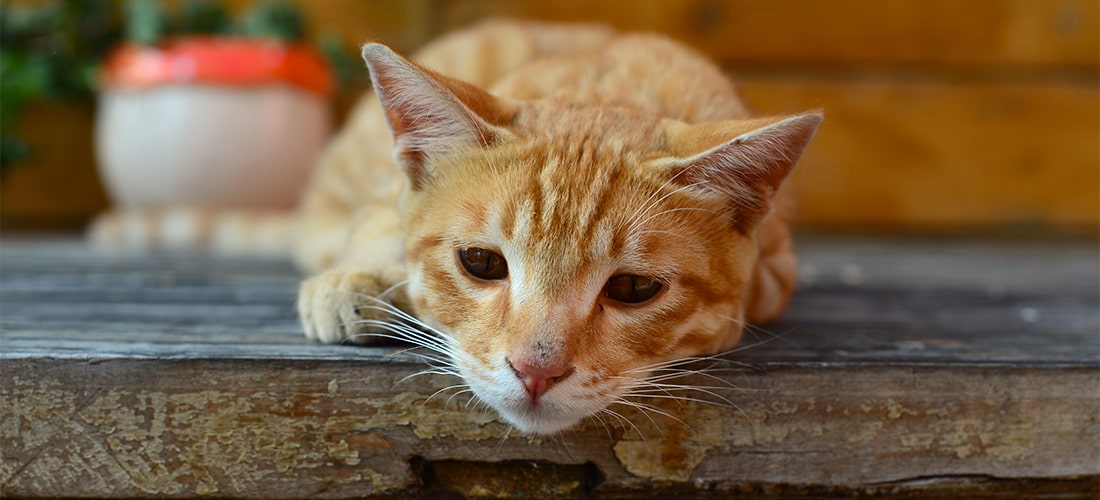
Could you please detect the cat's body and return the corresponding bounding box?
[92,20,820,435]
[295,20,819,434]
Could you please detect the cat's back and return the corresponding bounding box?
[489,33,752,123]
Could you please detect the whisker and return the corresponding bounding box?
[617,356,768,430]
[588,412,615,440]
[347,292,458,341]
[637,367,759,393]
[496,426,513,452]
[627,399,690,428]
[354,306,458,348]
[634,206,724,230]
[624,383,737,408]
[625,352,755,374]
[624,384,757,432]
[612,398,679,432]
[718,314,798,349]
[638,367,765,409]
[423,382,470,407]
[353,319,455,355]
[611,398,664,433]
[632,229,696,244]
[444,387,475,407]
[377,279,410,300]
[384,344,460,368]
[724,327,798,354]
[396,367,462,385]
[348,320,447,348]
[621,174,703,233]
[621,375,744,408]
[600,407,645,444]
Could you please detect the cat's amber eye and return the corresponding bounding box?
[458,247,509,280]
[603,275,663,304]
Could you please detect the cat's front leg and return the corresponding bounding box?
[298,266,412,345]
[298,198,411,344]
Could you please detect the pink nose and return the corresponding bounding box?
[508,358,573,402]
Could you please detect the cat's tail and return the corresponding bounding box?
[87,208,294,258]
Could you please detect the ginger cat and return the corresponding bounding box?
[294,20,821,435]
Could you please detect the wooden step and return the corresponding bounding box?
[1,236,1096,498]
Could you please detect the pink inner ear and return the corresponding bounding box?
[360,43,514,189]
[671,113,822,228]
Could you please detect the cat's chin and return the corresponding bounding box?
[495,402,590,436]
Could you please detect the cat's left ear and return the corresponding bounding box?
[361,43,516,189]
[661,112,823,230]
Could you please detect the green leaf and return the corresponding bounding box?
[239,0,305,42]
[317,33,368,91]
[1,134,30,174]
[125,0,166,45]
[177,0,230,35]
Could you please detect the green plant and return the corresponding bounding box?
[0,0,365,176]
[0,0,119,172]
[123,0,305,45]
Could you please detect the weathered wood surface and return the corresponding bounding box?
[1,236,1098,498]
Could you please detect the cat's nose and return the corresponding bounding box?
[508,358,573,402]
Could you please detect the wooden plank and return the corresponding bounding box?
[429,0,1100,68]
[0,102,109,230]
[1,237,1097,496]
[739,78,1100,230]
[1,238,1096,363]
[2,358,1096,497]
[296,0,436,55]
[177,1,1100,70]
[217,0,438,55]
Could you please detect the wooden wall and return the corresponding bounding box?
[311,0,1099,233]
[3,0,1097,233]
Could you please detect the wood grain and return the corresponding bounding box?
[429,0,1100,68]
[216,0,1100,232]
[0,102,110,229]
[1,238,1096,362]
[739,78,1100,230]
[230,0,1100,70]
[1,237,1097,497]
[3,358,1096,498]
[4,0,1097,232]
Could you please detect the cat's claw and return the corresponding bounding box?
[298,267,409,346]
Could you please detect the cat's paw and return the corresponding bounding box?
[298,267,410,345]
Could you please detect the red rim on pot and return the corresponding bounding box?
[101,37,335,98]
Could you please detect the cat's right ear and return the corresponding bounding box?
[361,43,516,189]
[660,112,822,231]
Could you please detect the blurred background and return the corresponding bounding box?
[2,0,1097,236]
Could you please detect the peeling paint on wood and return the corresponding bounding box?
[1,238,1097,498]
[3,360,1097,498]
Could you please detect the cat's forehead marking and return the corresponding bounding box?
[511,146,630,269]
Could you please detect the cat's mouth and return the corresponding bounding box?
[463,365,615,435]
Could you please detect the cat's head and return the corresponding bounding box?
[361,43,821,435]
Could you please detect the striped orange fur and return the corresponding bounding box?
[301,20,821,434]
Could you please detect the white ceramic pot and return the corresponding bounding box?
[95,38,334,209]
[97,84,330,209]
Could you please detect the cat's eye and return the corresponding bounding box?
[603,275,663,304]
[459,247,509,280]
